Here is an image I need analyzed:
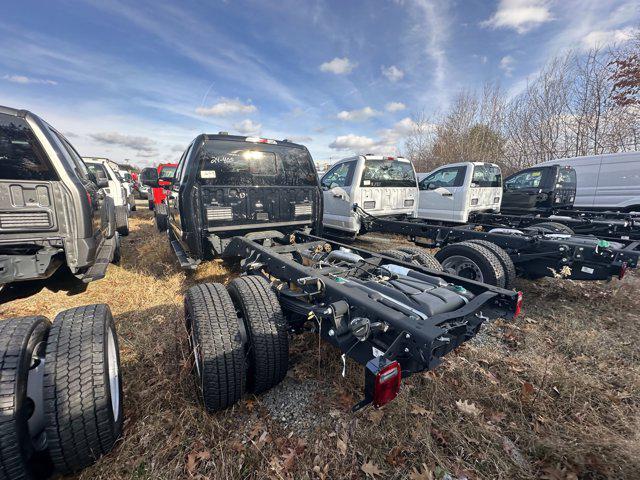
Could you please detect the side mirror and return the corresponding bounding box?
[94,170,109,188]
[140,167,159,188]
[427,182,437,190]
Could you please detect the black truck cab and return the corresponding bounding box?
[142,134,322,265]
[502,164,576,214]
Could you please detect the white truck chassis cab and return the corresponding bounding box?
[321,155,418,237]
[417,162,502,223]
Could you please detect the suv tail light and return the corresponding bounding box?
[373,361,401,407]
[246,137,276,144]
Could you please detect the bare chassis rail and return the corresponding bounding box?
[224,231,519,409]
[357,209,640,281]
[470,211,640,240]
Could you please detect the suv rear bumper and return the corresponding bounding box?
[0,247,63,284]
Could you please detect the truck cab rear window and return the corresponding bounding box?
[0,114,57,181]
[361,160,415,187]
[472,164,502,188]
[198,140,316,186]
[556,168,576,188]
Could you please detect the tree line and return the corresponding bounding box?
[404,37,640,175]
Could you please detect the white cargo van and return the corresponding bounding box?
[321,155,418,237]
[417,162,502,222]
[538,152,640,211]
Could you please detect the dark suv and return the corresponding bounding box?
[0,105,119,288]
[142,133,321,266]
[502,164,577,214]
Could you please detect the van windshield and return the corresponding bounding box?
[198,140,317,186]
[472,164,502,188]
[0,113,57,181]
[361,160,415,187]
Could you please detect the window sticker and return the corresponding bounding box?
[201,170,216,179]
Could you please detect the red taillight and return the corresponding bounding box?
[86,191,92,206]
[619,262,628,280]
[373,361,401,408]
[514,291,523,317]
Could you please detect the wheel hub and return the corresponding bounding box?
[441,255,484,282]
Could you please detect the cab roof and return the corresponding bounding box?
[200,133,306,149]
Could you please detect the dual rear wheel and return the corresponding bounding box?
[0,305,123,479]
[185,276,289,412]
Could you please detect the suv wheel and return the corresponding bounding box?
[111,233,122,265]
[115,207,129,237]
[184,283,246,412]
[227,276,289,394]
[155,213,168,232]
[0,316,52,480]
[532,221,574,235]
[435,241,506,288]
[43,304,123,475]
[465,240,516,289]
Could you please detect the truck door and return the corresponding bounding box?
[502,167,546,212]
[168,143,194,237]
[417,165,465,221]
[321,161,357,232]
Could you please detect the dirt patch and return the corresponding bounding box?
[1,210,639,479]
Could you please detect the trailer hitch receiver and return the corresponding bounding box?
[352,357,402,412]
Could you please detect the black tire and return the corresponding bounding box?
[115,207,129,237]
[111,233,121,265]
[148,199,154,211]
[43,304,123,475]
[185,283,246,411]
[466,240,516,289]
[435,241,506,288]
[155,213,168,232]
[102,197,116,240]
[227,276,289,394]
[0,316,51,480]
[383,249,416,264]
[395,246,443,271]
[533,221,574,235]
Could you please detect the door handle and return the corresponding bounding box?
[442,192,453,197]
[333,194,344,199]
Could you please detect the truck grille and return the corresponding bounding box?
[206,207,233,221]
[294,204,312,216]
[0,211,52,230]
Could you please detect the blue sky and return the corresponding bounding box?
[0,0,638,167]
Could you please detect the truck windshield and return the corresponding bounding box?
[556,168,576,188]
[159,165,177,180]
[0,113,57,181]
[360,160,415,187]
[472,164,502,188]
[199,140,317,186]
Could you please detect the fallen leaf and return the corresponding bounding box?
[361,461,385,478]
[488,411,507,424]
[185,452,197,475]
[409,463,433,480]
[384,446,404,466]
[368,409,384,425]
[195,450,211,461]
[411,405,430,416]
[281,448,296,471]
[455,399,481,416]
[429,427,447,445]
[521,382,535,400]
[336,438,347,456]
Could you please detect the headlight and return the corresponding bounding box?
[554,197,561,203]
[404,199,414,207]
[363,201,376,209]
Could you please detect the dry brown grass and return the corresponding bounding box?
[1,210,638,479]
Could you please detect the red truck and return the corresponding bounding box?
[147,163,177,210]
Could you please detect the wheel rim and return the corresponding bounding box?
[106,327,120,421]
[441,255,484,282]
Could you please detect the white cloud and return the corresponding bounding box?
[499,55,516,76]
[481,0,553,34]
[233,119,262,135]
[195,97,257,117]
[329,134,376,151]
[385,102,406,112]
[288,135,313,144]
[381,65,404,82]
[582,27,638,49]
[89,132,157,153]
[320,57,357,75]
[336,106,380,122]
[2,74,57,85]
[329,117,421,155]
